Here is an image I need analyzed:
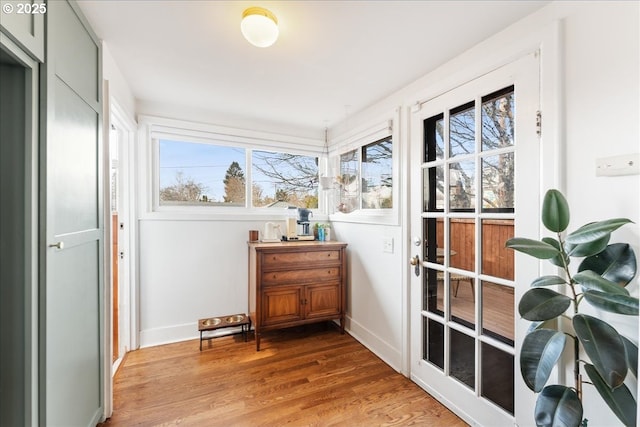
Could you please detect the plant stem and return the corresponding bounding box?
[557,232,578,310]
[575,337,581,400]
[558,232,582,396]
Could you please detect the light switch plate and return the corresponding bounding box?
[383,237,394,253]
[596,153,639,176]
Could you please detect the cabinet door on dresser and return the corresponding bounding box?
[262,286,304,326]
[305,283,341,319]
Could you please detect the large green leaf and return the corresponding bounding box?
[573,314,627,389]
[506,238,560,259]
[565,232,610,257]
[532,275,567,287]
[541,189,570,233]
[622,336,638,379]
[534,385,583,427]
[565,218,633,245]
[584,364,637,427]
[520,329,566,392]
[543,237,570,268]
[519,288,572,321]
[583,291,639,316]
[579,243,637,287]
[573,270,629,296]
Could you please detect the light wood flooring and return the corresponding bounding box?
[100,323,467,426]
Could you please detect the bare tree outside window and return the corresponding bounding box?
[159,171,207,204]
[158,139,246,206]
[252,151,318,208]
[362,137,393,209]
[481,88,514,211]
[431,86,515,212]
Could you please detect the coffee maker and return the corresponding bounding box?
[296,208,314,239]
[285,207,315,240]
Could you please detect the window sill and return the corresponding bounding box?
[140,207,328,222]
[329,209,399,226]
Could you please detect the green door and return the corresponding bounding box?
[44,1,104,425]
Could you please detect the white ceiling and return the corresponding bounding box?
[77,0,548,132]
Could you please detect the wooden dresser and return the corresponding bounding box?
[248,241,347,351]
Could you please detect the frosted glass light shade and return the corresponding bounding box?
[241,7,279,48]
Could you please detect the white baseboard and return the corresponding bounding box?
[345,315,402,372]
[139,322,244,348]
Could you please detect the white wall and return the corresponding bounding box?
[332,223,404,368]
[138,219,266,345]
[132,1,638,424]
[103,43,135,119]
[137,99,322,141]
[561,4,640,426]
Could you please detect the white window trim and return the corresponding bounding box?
[138,115,326,221]
[329,108,401,225]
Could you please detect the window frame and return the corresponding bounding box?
[329,111,400,225]
[139,115,325,221]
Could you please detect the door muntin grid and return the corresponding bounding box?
[421,85,516,415]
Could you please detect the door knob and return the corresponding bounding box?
[410,254,421,277]
[49,241,64,250]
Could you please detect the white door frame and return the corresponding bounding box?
[410,53,541,425]
[110,99,137,358]
[102,90,137,418]
[403,22,564,427]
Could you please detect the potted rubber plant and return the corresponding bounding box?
[506,189,638,427]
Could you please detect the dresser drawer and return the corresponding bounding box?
[262,267,340,286]
[261,250,341,268]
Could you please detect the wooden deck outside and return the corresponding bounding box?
[433,218,515,342]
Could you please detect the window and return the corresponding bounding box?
[362,138,393,209]
[159,139,246,206]
[252,150,319,208]
[157,139,318,209]
[337,136,393,213]
[337,149,359,213]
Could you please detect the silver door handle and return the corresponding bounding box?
[48,241,64,249]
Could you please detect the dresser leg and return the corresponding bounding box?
[256,332,261,351]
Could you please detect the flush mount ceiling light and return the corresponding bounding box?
[241,7,279,48]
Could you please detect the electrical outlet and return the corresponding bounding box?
[383,237,394,253]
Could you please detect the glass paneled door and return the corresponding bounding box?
[409,53,540,426]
